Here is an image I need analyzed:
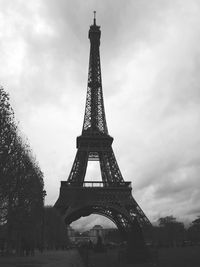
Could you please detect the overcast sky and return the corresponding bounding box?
[0,0,200,228]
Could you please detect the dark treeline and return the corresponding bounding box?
[103,215,200,248]
[0,86,45,255]
[146,215,200,247]
[43,206,69,250]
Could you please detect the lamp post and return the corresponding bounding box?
[41,190,46,253]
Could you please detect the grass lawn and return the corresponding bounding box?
[84,246,200,267]
[0,246,199,267]
[0,249,84,267]
[156,246,200,267]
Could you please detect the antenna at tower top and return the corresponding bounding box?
[93,10,96,25]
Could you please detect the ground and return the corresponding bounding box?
[0,250,84,267]
[0,246,200,267]
[81,246,200,267]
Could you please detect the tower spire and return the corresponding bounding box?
[82,12,108,134]
[93,10,96,25]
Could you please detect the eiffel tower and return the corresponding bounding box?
[55,12,151,261]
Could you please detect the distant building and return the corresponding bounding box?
[67,226,91,244]
[67,226,76,243]
[89,225,105,243]
[67,225,119,245]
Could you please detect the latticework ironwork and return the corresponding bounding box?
[55,14,151,260]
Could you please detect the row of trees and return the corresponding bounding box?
[145,216,200,247]
[187,217,200,244]
[0,86,45,255]
[103,216,200,248]
[43,206,69,250]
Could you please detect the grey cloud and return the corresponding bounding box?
[153,169,200,200]
[185,206,200,217]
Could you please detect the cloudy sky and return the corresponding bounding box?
[0,0,200,228]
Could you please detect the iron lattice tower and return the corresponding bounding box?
[55,13,151,260]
